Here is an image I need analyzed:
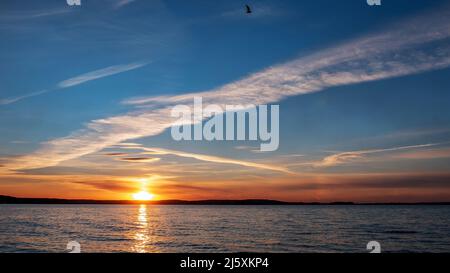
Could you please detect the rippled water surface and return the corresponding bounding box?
[0,205,449,253]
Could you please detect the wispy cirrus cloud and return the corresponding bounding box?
[57,62,147,88]
[0,8,71,21]
[1,6,450,173]
[116,143,291,174]
[0,90,48,105]
[393,147,450,160]
[114,0,137,9]
[313,143,442,168]
[0,62,147,105]
[141,146,292,174]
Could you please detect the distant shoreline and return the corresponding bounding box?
[1,195,449,205]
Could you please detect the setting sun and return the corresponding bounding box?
[132,191,154,201]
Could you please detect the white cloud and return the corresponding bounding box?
[137,146,292,174]
[0,90,48,105]
[313,143,441,167]
[58,62,147,88]
[114,0,137,9]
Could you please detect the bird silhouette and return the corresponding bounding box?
[245,5,252,14]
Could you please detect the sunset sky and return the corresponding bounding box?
[1,0,450,202]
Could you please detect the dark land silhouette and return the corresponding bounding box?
[1,195,449,205]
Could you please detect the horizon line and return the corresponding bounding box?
[1,195,449,205]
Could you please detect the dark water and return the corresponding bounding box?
[0,205,449,253]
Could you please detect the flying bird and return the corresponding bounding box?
[245,5,252,14]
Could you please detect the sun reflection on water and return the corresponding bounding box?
[132,204,150,253]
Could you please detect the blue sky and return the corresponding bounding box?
[1,0,450,201]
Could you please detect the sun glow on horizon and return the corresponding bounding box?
[132,191,155,201]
